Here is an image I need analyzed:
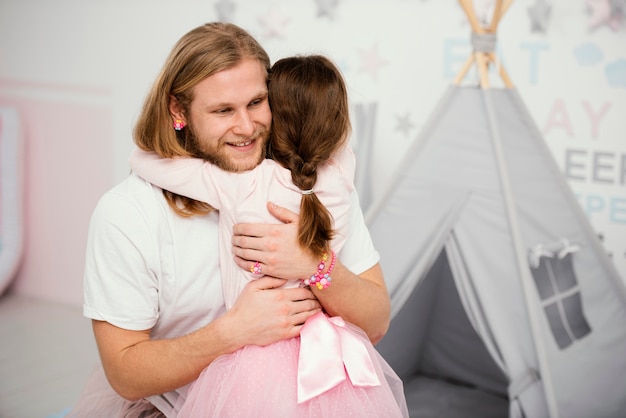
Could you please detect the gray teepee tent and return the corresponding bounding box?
[366,1,626,417]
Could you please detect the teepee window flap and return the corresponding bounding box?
[529,240,592,350]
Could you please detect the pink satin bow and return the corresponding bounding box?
[297,312,381,403]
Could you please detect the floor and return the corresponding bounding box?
[0,292,99,418]
[403,376,509,418]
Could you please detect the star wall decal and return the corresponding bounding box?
[315,0,340,19]
[528,0,551,33]
[258,7,290,39]
[611,0,626,26]
[215,0,236,22]
[613,0,626,13]
[357,45,389,81]
[587,0,623,31]
[395,113,415,137]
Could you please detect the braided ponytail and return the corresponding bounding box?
[268,55,351,256]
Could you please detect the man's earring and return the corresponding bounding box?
[174,119,186,131]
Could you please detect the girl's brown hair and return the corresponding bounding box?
[267,55,351,256]
[133,22,271,216]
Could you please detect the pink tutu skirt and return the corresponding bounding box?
[174,313,408,417]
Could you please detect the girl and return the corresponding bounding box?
[130,55,407,418]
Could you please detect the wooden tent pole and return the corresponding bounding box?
[453,55,475,85]
[458,0,485,33]
[490,0,504,32]
[475,52,491,89]
[488,52,514,88]
[454,0,515,88]
[501,0,514,18]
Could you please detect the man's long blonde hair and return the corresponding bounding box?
[133,22,270,216]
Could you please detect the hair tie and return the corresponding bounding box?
[301,189,314,195]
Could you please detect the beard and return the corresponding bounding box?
[182,126,268,173]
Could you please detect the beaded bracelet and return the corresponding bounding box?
[302,251,336,290]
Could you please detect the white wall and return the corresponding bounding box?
[0,0,624,307]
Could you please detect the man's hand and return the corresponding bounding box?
[223,277,321,348]
[231,202,318,281]
[92,276,321,401]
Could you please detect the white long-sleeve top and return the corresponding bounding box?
[129,146,356,309]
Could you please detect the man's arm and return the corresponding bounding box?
[95,277,320,400]
[231,203,391,344]
[314,262,390,344]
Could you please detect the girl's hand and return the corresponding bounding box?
[231,202,318,281]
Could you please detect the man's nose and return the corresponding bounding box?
[232,110,254,136]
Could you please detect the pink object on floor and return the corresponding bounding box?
[0,107,23,296]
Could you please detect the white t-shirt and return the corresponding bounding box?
[82,172,380,414]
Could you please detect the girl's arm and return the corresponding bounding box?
[128,148,222,208]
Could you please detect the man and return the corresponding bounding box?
[70,22,390,417]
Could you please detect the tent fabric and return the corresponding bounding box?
[367,85,626,418]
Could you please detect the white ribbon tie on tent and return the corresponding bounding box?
[557,238,580,260]
[528,238,580,268]
[528,244,554,269]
